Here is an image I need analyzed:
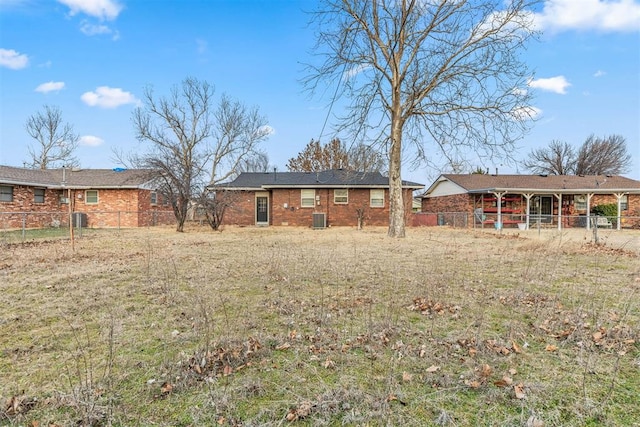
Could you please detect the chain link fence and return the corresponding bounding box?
[412,212,640,231]
[0,210,176,243]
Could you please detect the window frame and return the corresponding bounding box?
[34,188,46,203]
[85,190,99,204]
[574,195,587,211]
[370,189,385,208]
[621,194,628,211]
[301,189,315,208]
[0,185,13,202]
[333,188,348,204]
[150,191,158,205]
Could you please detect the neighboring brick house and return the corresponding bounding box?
[0,165,174,228]
[211,169,424,228]
[420,174,640,230]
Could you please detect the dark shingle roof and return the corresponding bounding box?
[0,165,154,188]
[214,170,423,190]
[424,174,640,196]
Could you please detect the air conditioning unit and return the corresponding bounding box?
[60,197,70,204]
[312,212,326,229]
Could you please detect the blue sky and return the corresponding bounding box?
[1,0,639,185]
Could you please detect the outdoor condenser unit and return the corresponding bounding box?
[312,212,326,229]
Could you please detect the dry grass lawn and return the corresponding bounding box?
[1,225,639,426]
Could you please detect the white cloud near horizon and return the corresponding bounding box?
[79,135,104,146]
[533,0,640,33]
[0,48,29,69]
[529,76,571,94]
[593,70,607,77]
[57,0,123,20]
[81,86,138,108]
[35,81,65,93]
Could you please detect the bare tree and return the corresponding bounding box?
[287,138,348,171]
[237,150,272,173]
[131,77,269,232]
[287,138,385,172]
[523,140,575,175]
[523,135,631,176]
[575,134,632,175]
[25,105,79,169]
[347,142,386,173]
[306,0,537,237]
[196,189,239,231]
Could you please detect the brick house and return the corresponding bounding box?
[420,174,640,230]
[211,169,424,228]
[0,165,174,228]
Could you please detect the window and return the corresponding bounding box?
[150,191,158,205]
[370,189,384,208]
[574,195,587,211]
[34,188,45,203]
[0,185,13,202]
[301,189,315,208]
[334,189,348,204]
[621,194,628,211]
[85,190,99,204]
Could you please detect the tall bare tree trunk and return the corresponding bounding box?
[388,106,405,238]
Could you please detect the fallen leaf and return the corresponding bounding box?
[508,368,517,376]
[160,382,173,394]
[402,371,413,382]
[467,380,482,389]
[494,376,513,387]
[512,341,522,354]
[545,344,558,352]
[223,365,233,376]
[426,365,440,373]
[514,383,526,399]
[479,364,492,378]
[275,342,291,350]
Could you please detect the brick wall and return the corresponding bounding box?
[1,186,68,228]
[422,193,472,214]
[0,185,174,228]
[222,188,416,227]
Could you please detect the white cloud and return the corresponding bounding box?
[512,105,543,121]
[593,70,606,77]
[344,64,371,79]
[260,125,275,136]
[533,0,640,33]
[79,135,104,146]
[57,0,123,20]
[528,76,571,94]
[0,48,28,69]
[35,81,65,93]
[79,21,120,39]
[81,86,139,108]
[80,21,111,35]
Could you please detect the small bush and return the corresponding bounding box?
[591,203,617,218]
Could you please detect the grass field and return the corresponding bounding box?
[1,226,639,426]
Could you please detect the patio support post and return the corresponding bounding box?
[493,191,505,230]
[614,193,625,230]
[586,193,594,230]
[523,194,533,230]
[554,193,563,231]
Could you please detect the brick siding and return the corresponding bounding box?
[0,185,173,228]
[222,188,416,227]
